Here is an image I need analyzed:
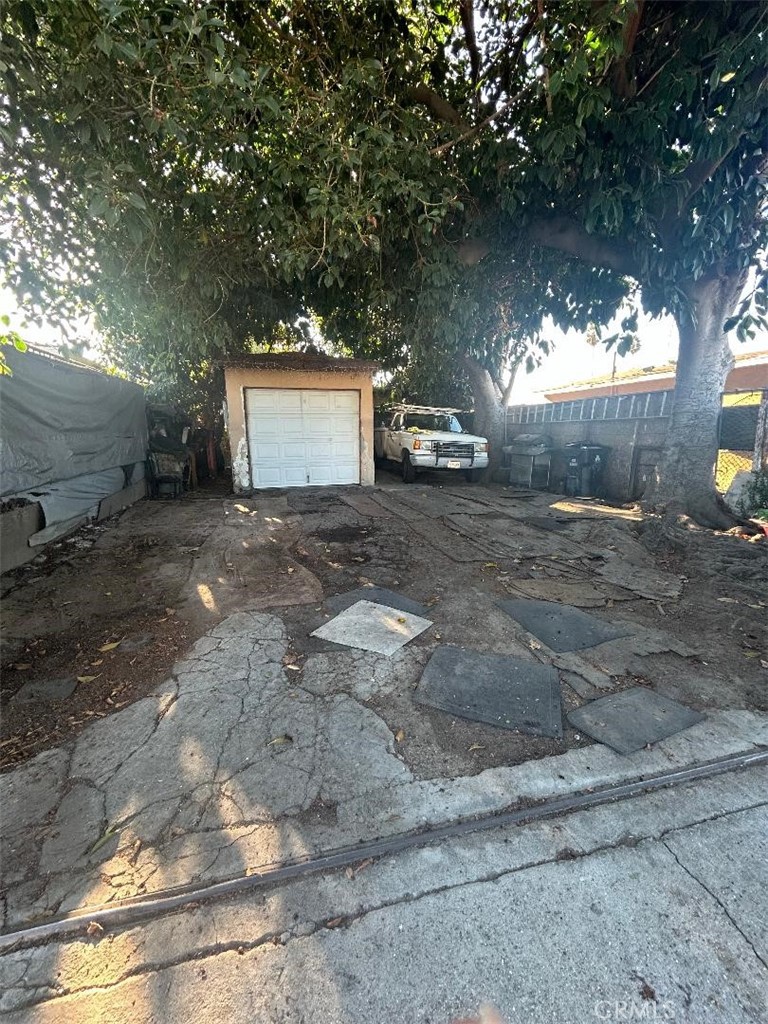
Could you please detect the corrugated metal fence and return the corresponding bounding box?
[507,389,673,427]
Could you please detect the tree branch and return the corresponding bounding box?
[528,215,638,277]
[459,0,480,98]
[431,85,529,157]
[661,64,767,219]
[502,355,523,406]
[612,0,645,98]
[486,13,536,103]
[408,84,469,130]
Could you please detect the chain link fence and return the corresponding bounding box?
[716,450,752,493]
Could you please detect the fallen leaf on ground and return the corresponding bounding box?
[91,659,103,666]
[285,665,301,672]
[13,663,31,670]
[484,562,499,569]
[234,504,250,514]
[326,916,346,929]
[397,616,406,624]
[86,921,104,938]
[89,826,119,854]
[717,597,739,603]
[287,567,295,573]
[267,734,293,747]
[99,641,121,652]
[165,607,176,616]
[345,867,354,879]
[395,728,405,743]
[77,675,99,683]
[468,743,486,752]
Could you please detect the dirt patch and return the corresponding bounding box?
[364,679,593,782]
[1,612,191,766]
[0,495,226,768]
[313,525,373,544]
[2,480,766,779]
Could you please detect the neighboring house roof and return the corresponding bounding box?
[542,349,768,401]
[222,352,378,373]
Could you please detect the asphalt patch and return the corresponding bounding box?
[314,525,372,544]
[567,687,706,754]
[415,645,563,739]
[325,586,428,618]
[497,597,634,652]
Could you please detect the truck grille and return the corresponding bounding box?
[435,442,475,460]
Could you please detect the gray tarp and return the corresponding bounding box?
[0,347,147,497]
[19,463,146,544]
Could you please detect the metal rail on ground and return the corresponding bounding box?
[2,747,766,952]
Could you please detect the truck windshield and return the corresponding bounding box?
[404,414,464,433]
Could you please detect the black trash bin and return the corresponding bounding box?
[563,443,610,497]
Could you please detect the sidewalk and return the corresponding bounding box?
[2,764,766,1022]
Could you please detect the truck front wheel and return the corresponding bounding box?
[401,450,417,483]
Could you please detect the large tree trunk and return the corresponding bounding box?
[647,270,746,528]
[463,356,507,480]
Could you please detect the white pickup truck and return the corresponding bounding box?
[374,407,489,483]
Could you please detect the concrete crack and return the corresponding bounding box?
[661,838,768,972]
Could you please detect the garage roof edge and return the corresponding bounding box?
[222,353,378,373]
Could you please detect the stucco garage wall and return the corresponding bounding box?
[224,366,376,492]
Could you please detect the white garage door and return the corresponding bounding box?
[245,388,360,488]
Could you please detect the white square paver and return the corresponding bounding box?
[311,599,432,656]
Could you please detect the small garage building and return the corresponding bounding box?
[223,353,378,491]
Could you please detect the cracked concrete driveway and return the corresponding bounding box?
[1,480,767,933]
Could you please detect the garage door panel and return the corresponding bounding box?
[252,465,284,487]
[308,462,358,485]
[251,441,281,461]
[277,391,303,412]
[303,414,332,434]
[281,441,308,460]
[245,388,360,489]
[304,391,333,411]
[333,415,359,434]
[308,440,333,460]
[333,439,358,458]
[332,392,359,412]
[247,415,304,438]
[248,390,280,412]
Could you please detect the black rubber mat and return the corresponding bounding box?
[415,645,562,738]
[567,687,706,754]
[325,587,428,618]
[497,597,634,652]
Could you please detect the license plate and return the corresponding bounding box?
[447,459,462,469]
